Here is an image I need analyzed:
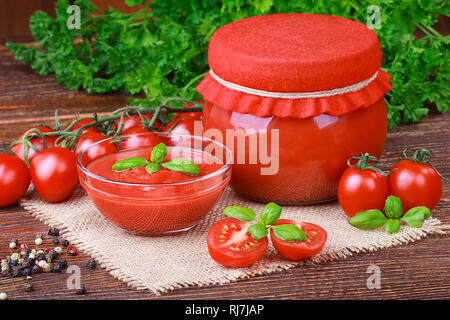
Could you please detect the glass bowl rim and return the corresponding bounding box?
[76,132,233,187]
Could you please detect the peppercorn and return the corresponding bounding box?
[20,248,31,257]
[53,238,59,245]
[42,263,52,273]
[11,253,20,262]
[22,267,32,277]
[57,259,67,269]
[61,239,69,247]
[67,247,77,256]
[38,260,47,269]
[48,228,60,236]
[46,250,58,262]
[36,253,45,261]
[54,247,62,254]
[0,292,7,300]
[34,237,43,246]
[20,243,28,250]
[12,266,22,278]
[87,259,97,270]
[8,242,16,249]
[75,287,87,295]
[52,264,62,273]
[8,258,17,267]
[31,265,41,274]
[25,283,34,292]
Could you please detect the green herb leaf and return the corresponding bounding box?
[161,158,200,176]
[400,207,427,227]
[112,157,148,172]
[248,223,268,240]
[384,219,401,234]
[223,206,256,222]
[404,206,431,219]
[145,163,161,174]
[348,209,388,230]
[270,224,307,242]
[260,202,282,225]
[150,143,167,164]
[384,195,403,219]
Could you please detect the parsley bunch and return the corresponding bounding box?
[6,0,449,128]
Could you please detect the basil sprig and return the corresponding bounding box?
[348,195,432,234]
[223,202,307,242]
[112,142,200,176]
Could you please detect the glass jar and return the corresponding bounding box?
[197,14,392,204]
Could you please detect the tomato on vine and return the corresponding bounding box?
[11,126,56,162]
[338,153,389,218]
[115,114,160,134]
[388,148,443,212]
[162,103,202,136]
[120,126,162,149]
[0,154,31,207]
[76,132,118,164]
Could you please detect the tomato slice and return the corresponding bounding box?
[270,219,327,261]
[207,218,268,268]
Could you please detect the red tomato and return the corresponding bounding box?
[115,114,160,133]
[11,126,56,162]
[0,154,31,207]
[388,160,442,212]
[75,132,118,164]
[120,126,162,149]
[30,147,78,203]
[338,167,388,217]
[270,219,327,261]
[207,217,268,268]
[66,118,98,134]
[163,112,202,136]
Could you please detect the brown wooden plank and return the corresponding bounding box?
[0,40,449,300]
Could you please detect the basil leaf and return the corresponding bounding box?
[248,223,268,240]
[348,209,387,230]
[161,158,200,176]
[223,206,256,222]
[384,219,401,234]
[260,202,282,225]
[405,206,431,219]
[270,224,307,242]
[145,163,161,174]
[384,195,403,219]
[112,157,148,172]
[150,143,167,164]
[400,208,426,227]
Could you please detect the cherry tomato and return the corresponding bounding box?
[66,118,99,135]
[11,126,56,162]
[207,217,268,268]
[338,154,388,217]
[388,160,442,212]
[163,112,202,135]
[0,154,31,207]
[120,126,162,149]
[30,147,78,203]
[270,219,327,261]
[115,114,160,133]
[76,132,118,164]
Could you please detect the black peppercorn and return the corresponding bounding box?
[61,239,69,247]
[26,257,35,266]
[52,264,62,273]
[53,238,59,245]
[12,266,22,278]
[36,253,45,261]
[8,258,18,267]
[48,228,60,236]
[25,283,34,292]
[20,248,31,257]
[46,250,58,261]
[22,267,32,277]
[75,287,87,295]
[57,259,67,268]
[31,265,42,274]
[87,259,97,270]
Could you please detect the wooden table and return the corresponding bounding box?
[0,41,449,300]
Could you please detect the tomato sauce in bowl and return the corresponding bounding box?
[77,133,232,235]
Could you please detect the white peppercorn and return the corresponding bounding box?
[8,242,16,249]
[35,237,43,246]
[0,292,7,300]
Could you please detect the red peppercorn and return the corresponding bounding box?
[20,244,28,250]
[68,247,77,256]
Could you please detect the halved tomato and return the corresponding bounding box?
[207,217,268,268]
[270,219,327,261]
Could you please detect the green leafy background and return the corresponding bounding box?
[6,0,449,129]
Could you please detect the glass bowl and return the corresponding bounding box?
[77,132,232,236]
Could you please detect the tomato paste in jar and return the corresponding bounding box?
[197,14,392,204]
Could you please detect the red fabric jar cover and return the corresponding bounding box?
[196,13,392,118]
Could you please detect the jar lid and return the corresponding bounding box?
[197,13,391,118]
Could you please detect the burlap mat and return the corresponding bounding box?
[19,186,447,296]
